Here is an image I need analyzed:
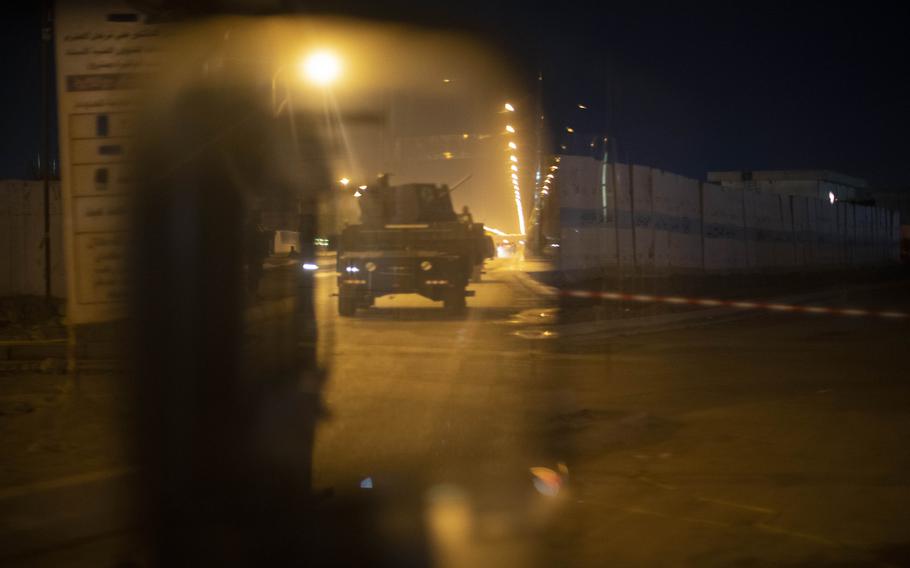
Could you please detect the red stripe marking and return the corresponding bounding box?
[557,289,907,320]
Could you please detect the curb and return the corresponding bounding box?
[511,270,909,340]
[554,290,830,340]
[511,270,559,298]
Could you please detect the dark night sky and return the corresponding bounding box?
[1,6,58,180]
[2,2,908,188]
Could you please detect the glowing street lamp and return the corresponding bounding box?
[339,177,350,186]
[300,50,342,86]
[505,124,515,133]
[504,102,515,112]
[508,141,517,149]
[271,49,343,115]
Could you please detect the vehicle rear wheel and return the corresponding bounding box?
[443,288,467,314]
[338,293,357,317]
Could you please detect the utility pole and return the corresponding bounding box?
[41,1,53,301]
[530,70,545,257]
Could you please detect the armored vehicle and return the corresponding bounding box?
[336,179,495,316]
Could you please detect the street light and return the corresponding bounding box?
[271,49,343,115]
[504,102,515,112]
[300,50,342,86]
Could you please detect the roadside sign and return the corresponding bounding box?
[54,2,160,323]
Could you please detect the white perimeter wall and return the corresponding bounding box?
[0,180,65,297]
[557,159,900,275]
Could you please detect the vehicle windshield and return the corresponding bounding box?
[1,3,909,567]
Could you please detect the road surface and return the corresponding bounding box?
[1,258,909,567]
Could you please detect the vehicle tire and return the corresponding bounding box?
[443,288,467,314]
[338,293,357,317]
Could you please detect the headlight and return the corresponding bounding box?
[345,265,360,273]
[420,260,433,271]
[365,262,377,272]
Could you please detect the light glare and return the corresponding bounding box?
[301,50,341,86]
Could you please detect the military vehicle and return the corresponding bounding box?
[336,177,495,316]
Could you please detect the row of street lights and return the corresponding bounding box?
[503,102,526,235]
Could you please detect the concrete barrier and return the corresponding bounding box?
[0,180,65,298]
[631,165,654,269]
[612,163,635,266]
[702,182,746,272]
[554,160,899,276]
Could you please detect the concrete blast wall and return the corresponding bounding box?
[557,158,900,276]
[0,180,65,298]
